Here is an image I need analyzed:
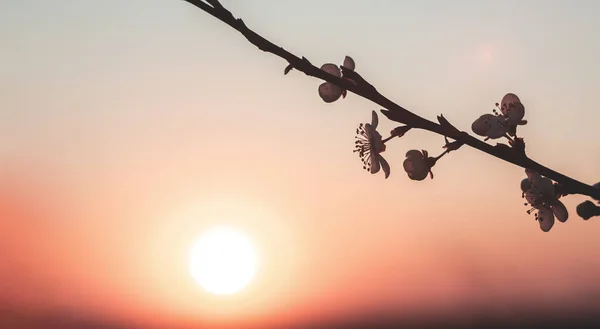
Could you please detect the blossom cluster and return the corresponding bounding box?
[471,93,527,140]
[352,110,434,181]
[318,56,356,103]
[316,56,599,230]
[520,169,568,232]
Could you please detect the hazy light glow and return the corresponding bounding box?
[189,226,259,295]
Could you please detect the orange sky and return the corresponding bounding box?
[2,1,600,328]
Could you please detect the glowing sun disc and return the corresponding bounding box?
[189,226,258,295]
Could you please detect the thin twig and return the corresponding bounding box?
[182,0,600,200]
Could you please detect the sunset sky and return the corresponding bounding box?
[2,0,600,328]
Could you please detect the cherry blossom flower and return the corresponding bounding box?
[403,150,434,181]
[318,56,355,103]
[521,169,568,232]
[354,110,390,178]
[471,93,527,139]
[342,55,355,71]
[471,113,507,139]
[497,93,527,136]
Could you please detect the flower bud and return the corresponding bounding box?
[576,201,599,220]
[390,125,411,138]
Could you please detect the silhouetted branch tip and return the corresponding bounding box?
[437,114,461,135]
[283,63,294,75]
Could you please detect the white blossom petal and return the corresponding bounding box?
[526,172,555,199]
[354,118,387,177]
[404,156,427,173]
[538,207,555,232]
[551,200,568,222]
[321,63,342,77]
[525,169,542,182]
[364,123,375,141]
[405,150,423,158]
[370,110,379,129]
[372,134,385,153]
[505,102,525,124]
[403,157,415,173]
[407,168,429,181]
[536,177,555,197]
[486,116,507,139]
[363,125,384,153]
[525,190,540,208]
[403,153,430,181]
[500,93,525,123]
[471,114,494,136]
[471,113,506,138]
[520,178,531,192]
[379,156,390,179]
[370,152,380,174]
[343,56,355,71]
[500,93,521,113]
[318,82,342,103]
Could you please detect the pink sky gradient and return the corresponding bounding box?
[2,1,600,328]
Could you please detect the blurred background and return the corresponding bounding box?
[1,0,600,328]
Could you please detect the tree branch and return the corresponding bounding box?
[182,0,600,200]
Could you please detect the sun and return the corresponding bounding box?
[189,226,259,295]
